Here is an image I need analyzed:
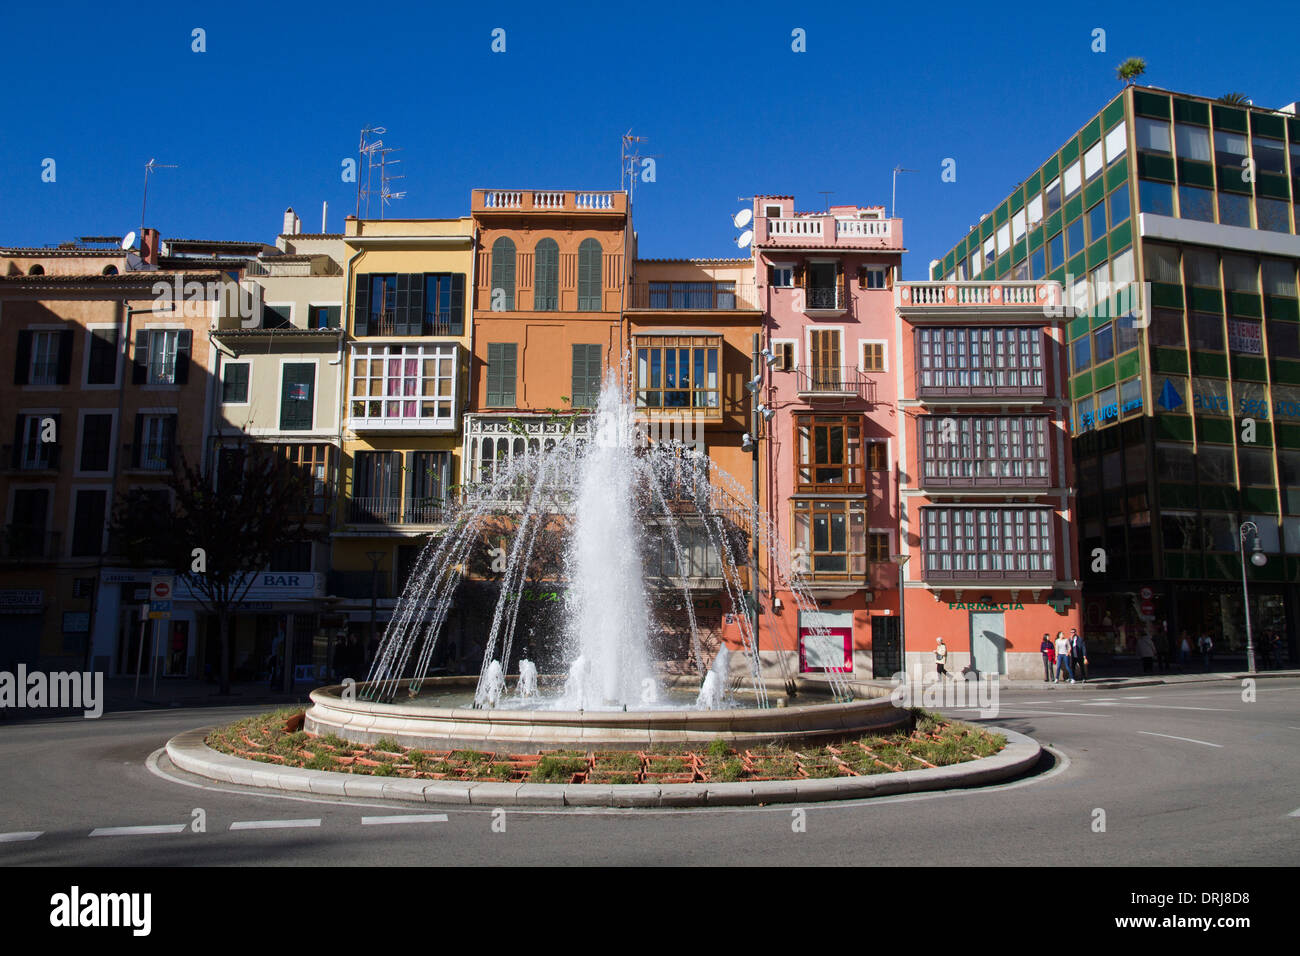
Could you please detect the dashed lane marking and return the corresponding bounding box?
[90,824,188,837]
[0,831,43,842]
[360,814,449,826]
[1136,731,1222,748]
[229,818,322,831]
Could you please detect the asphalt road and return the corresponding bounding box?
[1,678,1296,866]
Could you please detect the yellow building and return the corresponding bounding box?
[333,216,475,659]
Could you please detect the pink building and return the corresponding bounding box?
[750,196,906,678]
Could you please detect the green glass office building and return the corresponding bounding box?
[932,86,1300,665]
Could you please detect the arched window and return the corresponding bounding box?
[102,265,118,275]
[577,239,601,311]
[534,238,559,311]
[28,264,44,275]
[491,238,516,310]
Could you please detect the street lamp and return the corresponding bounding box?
[366,550,386,679]
[1238,522,1266,673]
[890,554,910,679]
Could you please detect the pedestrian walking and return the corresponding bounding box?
[1054,631,1074,682]
[1071,627,1088,682]
[935,637,950,680]
[1155,624,1170,672]
[1198,632,1214,671]
[1040,633,1054,683]
[1178,632,1192,669]
[1136,630,1156,674]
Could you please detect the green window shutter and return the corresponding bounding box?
[491,239,516,310]
[577,239,601,311]
[450,274,465,333]
[353,275,371,336]
[535,239,559,311]
[280,363,316,430]
[486,343,517,407]
[572,344,602,408]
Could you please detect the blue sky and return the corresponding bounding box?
[2,0,1296,277]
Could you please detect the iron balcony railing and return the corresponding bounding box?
[805,286,844,310]
[123,442,174,471]
[626,281,759,311]
[347,496,447,526]
[794,366,873,397]
[3,443,61,471]
[29,360,59,385]
[2,527,61,560]
[363,312,465,337]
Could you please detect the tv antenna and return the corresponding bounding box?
[356,127,405,219]
[621,130,656,205]
[891,165,917,218]
[817,190,834,211]
[140,158,178,236]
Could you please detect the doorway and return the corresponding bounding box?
[871,616,901,678]
[969,611,1005,676]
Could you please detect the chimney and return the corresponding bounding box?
[140,228,161,266]
[283,207,298,236]
[321,201,329,233]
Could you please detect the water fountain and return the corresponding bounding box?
[306,372,904,751]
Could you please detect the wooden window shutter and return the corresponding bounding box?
[56,330,74,384]
[132,414,144,467]
[132,330,149,384]
[14,330,32,385]
[353,275,371,336]
[450,273,466,331]
[858,266,867,289]
[174,329,193,384]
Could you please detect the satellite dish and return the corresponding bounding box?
[736,229,753,249]
[733,208,753,229]
[121,231,137,251]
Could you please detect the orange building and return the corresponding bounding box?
[894,279,1083,679]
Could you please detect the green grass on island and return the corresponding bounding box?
[205,707,1006,784]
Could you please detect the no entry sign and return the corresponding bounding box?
[149,575,174,620]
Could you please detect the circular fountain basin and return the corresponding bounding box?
[305,676,907,753]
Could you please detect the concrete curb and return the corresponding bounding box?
[164,725,1042,808]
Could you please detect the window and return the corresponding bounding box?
[86,328,119,385]
[921,507,1053,579]
[1066,217,1084,257]
[773,341,795,370]
[1228,319,1263,354]
[15,330,69,386]
[12,413,59,470]
[1044,177,1062,215]
[308,305,340,330]
[792,499,866,576]
[133,414,176,470]
[70,489,108,557]
[1084,141,1104,181]
[1190,312,1225,351]
[1267,320,1300,359]
[1087,201,1107,242]
[795,414,863,491]
[650,281,736,309]
[262,304,291,330]
[280,363,315,430]
[534,239,559,311]
[770,266,793,288]
[916,327,1043,391]
[1263,259,1297,297]
[867,533,890,563]
[1063,160,1082,198]
[1094,324,1115,363]
[861,266,887,289]
[920,416,1049,483]
[1144,243,1182,284]
[983,234,997,267]
[571,344,602,409]
[79,413,112,472]
[1047,232,1064,270]
[406,450,449,523]
[275,443,334,514]
[577,238,602,311]
[1155,444,1195,483]
[1027,193,1043,226]
[1095,386,1118,426]
[1112,248,1135,290]
[485,343,517,408]
[1174,123,1212,162]
[646,522,722,580]
[350,451,401,523]
[222,363,249,404]
[1179,185,1215,222]
[133,329,191,385]
[764,204,782,218]
[350,344,457,424]
[1104,121,1127,164]
[1030,247,1045,279]
[996,223,1011,257]
[423,273,465,334]
[1012,208,1027,242]
[1072,335,1091,372]
[866,441,887,471]
[1256,197,1290,233]
[490,239,516,310]
[1222,255,1258,292]
[1135,117,1171,153]
[861,342,885,371]
[1185,249,1219,287]
[7,488,49,558]
[1120,377,1142,416]
[1139,180,1174,216]
[1253,136,1287,175]
[1218,192,1252,227]
[635,336,720,411]
[1108,184,1130,226]
[1214,129,1248,165]
[1198,444,1235,483]
[1116,311,1141,353]
[269,540,313,573]
[1075,396,1095,433]
[1151,309,1184,347]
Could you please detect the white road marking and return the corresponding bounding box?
[360,814,449,826]
[978,709,1110,717]
[0,831,43,842]
[90,824,187,837]
[1289,808,1300,817]
[229,818,321,831]
[1137,731,1222,748]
